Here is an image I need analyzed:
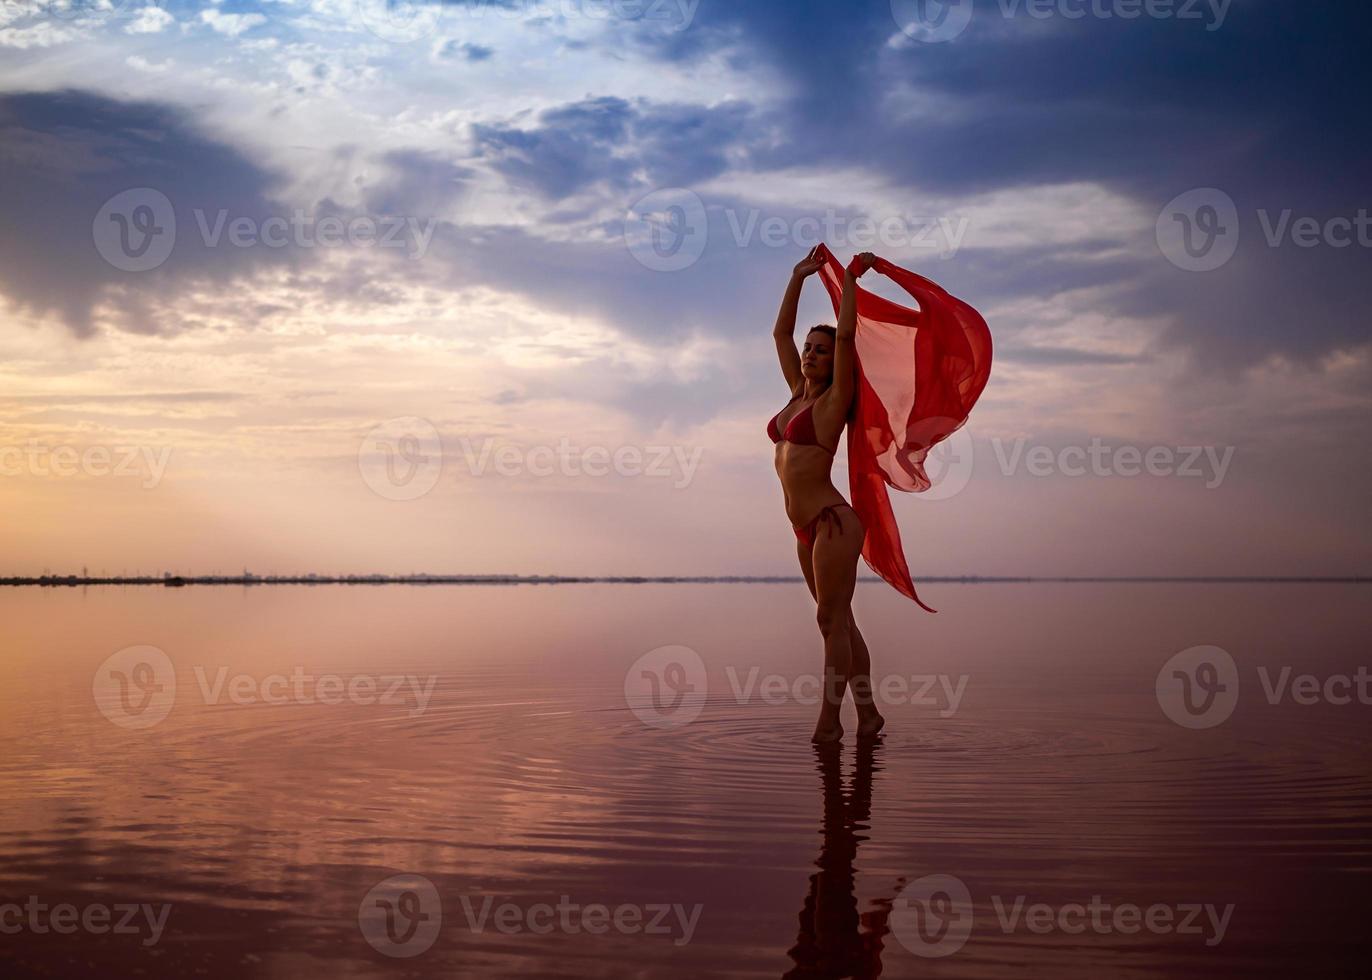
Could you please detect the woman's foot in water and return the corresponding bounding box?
[857,710,886,739]
[811,718,844,744]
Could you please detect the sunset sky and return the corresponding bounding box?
[1,0,1367,578]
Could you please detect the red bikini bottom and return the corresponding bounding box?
[793,503,861,549]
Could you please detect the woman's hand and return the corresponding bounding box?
[848,252,878,278]
[792,247,824,280]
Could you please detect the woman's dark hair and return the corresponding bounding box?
[807,324,837,343]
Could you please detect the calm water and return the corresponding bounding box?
[1,583,1368,977]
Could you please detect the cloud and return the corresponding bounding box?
[200,10,266,38]
[0,89,287,336]
[645,0,1372,369]
[432,39,494,61]
[998,346,1150,367]
[126,6,175,35]
[472,95,758,199]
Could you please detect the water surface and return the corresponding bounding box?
[1,583,1368,977]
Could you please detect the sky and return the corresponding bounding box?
[0,0,1368,578]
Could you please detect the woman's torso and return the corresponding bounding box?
[768,392,850,525]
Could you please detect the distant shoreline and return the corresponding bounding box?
[2,574,1367,588]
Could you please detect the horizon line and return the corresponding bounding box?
[2,573,1368,588]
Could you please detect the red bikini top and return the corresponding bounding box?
[767,395,837,455]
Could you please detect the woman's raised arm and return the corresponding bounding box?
[774,248,823,393]
[830,251,875,413]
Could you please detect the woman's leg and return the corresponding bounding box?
[803,529,883,736]
[801,518,884,737]
[810,507,865,743]
[848,618,885,737]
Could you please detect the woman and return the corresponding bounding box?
[769,247,884,744]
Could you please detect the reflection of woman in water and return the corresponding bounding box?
[770,248,885,744]
[784,741,896,977]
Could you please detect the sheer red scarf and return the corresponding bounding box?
[812,243,993,613]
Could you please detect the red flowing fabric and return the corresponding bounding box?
[811,243,993,613]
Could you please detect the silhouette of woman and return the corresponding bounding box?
[784,740,897,977]
[770,248,885,743]
[771,244,992,741]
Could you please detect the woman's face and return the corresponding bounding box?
[802,331,835,381]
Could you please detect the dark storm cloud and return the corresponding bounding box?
[640,0,1372,369]
[471,96,757,199]
[0,89,288,336]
